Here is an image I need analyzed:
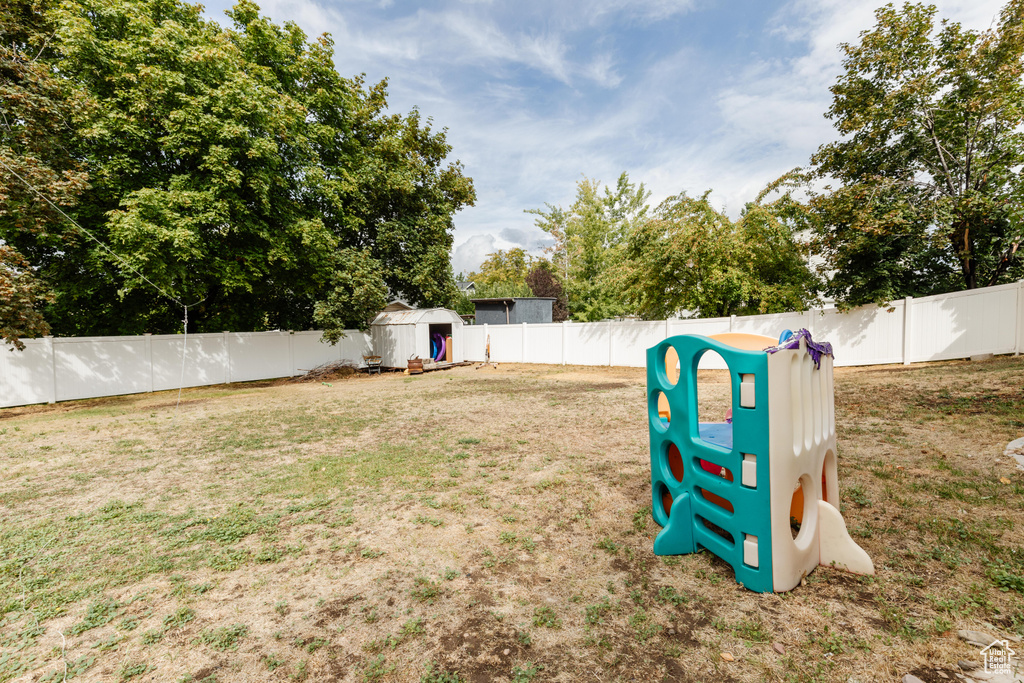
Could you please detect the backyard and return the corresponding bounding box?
[1,357,1022,683]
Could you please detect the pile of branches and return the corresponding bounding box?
[289,360,361,383]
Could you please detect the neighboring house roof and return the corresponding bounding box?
[382,299,413,312]
[456,281,476,292]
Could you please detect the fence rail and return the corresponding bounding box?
[2,281,1021,409]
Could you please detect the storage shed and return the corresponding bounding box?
[370,308,464,368]
[471,297,556,325]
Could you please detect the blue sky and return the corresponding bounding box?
[203,0,1009,275]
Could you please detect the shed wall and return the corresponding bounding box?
[474,303,511,325]
[510,299,553,324]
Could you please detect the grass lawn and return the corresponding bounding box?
[1,357,1022,683]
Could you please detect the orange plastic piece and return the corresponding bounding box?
[708,333,777,352]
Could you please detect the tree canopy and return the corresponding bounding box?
[0,0,474,346]
[527,172,649,321]
[615,175,819,319]
[811,0,1024,306]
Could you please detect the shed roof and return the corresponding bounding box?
[370,307,463,326]
[469,297,557,304]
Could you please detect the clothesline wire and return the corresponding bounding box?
[0,157,205,309]
[1,156,205,414]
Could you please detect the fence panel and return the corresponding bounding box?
[525,324,564,365]
[668,317,730,339]
[292,332,342,373]
[487,325,524,362]
[0,339,52,408]
[463,325,486,361]
[815,305,906,366]
[610,321,666,367]
[228,332,292,383]
[565,322,610,366]
[909,283,1019,362]
[55,337,150,402]
[151,334,226,391]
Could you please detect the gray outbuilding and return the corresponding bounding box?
[470,297,556,325]
[370,308,464,368]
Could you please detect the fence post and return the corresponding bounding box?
[522,322,528,363]
[665,318,671,341]
[730,315,736,333]
[1016,280,1024,356]
[608,321,614,367]
[46,336,57,404]
[902,296,913,366]
[483,323,488,362]
[288,330,296,376]
[144,333,154,393]
[562,320,568,365]
[223,331,231,384]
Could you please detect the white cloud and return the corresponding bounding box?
[205,0,1011,272]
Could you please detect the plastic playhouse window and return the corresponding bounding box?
[662,344,680,386]
[789,475,814,541]
[651,390,670,430]
[665,442,684,483]
[696,350,733,450]
[821,450,837,506]
[658,483,674,521]
[698,487,734,513]
[697,515,734,545]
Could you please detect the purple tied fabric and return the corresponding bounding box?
[764,328,834,369]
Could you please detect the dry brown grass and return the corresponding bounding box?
[0,357,1022,683]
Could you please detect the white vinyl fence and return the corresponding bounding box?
[463,280,1024,369]
[1,281,1021,408]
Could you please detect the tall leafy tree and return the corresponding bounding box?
[811,0,1024,306]
[0,245,53,349]
[528,172,649,321]
[525,262,568,321]
[469,247,536,288]
[0,0,474,340]
[616,178,819,319]
[0,0,90,348]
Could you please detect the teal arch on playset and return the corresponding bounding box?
[646,331,874,593]
[647,335,774,593]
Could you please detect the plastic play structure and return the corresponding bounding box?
[646,329,874,593]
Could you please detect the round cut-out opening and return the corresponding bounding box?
[661,487,674,520]
[789,476,814,541]
[663,345,680,386]
[650,390,670,430]
[665,442,684,483]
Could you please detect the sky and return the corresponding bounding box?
[201,0,1010,275]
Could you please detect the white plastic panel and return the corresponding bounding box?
[739,374,755,408]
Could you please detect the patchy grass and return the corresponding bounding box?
[0,358,1022,681]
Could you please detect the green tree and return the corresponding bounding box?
[469,248,535,288]
[0,245,53,350]
[616,178,818,319]
[0,0,474,341]
[528,172,649,321]
[0,0,91,350]
[525,262,568,321]
[811,0,1024,306]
